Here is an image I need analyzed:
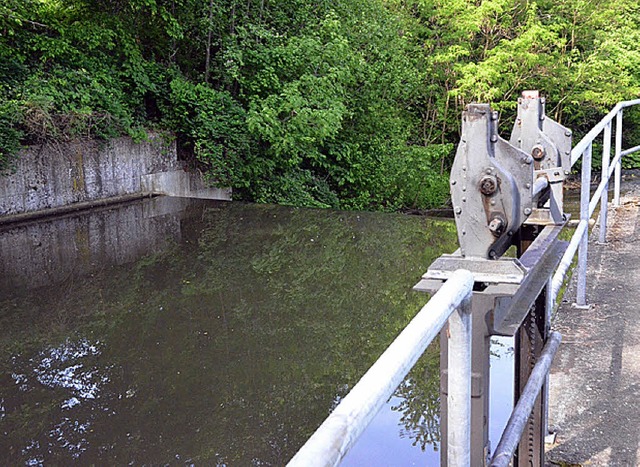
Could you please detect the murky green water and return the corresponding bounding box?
[1,197,469,465]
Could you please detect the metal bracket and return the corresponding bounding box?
[419,253,526,284]
[450,104,533,259]
[511,91,572,226]
[414,222,568,336]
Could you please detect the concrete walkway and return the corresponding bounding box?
[547,188,640,466]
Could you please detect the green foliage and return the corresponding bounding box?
[2,0,640,203]
[0,99,23,169]
[160,75,251,187]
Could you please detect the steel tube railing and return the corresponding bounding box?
[551,220,587,300]
[615,111,623,206]
[287,269,474,467]
[621,144,640,157]
[589,147,623,219]
[490,332,563,467]
[599,122,612,243]
[553,99,640,308]
[576,144,592,306]
[570,98,640,166]
[532,177,549,198]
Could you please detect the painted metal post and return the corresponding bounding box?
[599,122,612,243]
[576,143,592,307]
[447,293,472,466]
[440,295,492,467]
[614,111,623,206]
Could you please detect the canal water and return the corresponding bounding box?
[0,196,514,465]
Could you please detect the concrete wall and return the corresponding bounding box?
[0,134,230,217]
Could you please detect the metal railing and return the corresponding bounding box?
[551,98,640,307]
[288,97,640,467]
[288,269,474,466]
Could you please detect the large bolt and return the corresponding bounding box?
[488,216,506,237]
[479,175,498,196]
[531,144,546,160]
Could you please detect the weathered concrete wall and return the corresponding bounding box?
[0,134,230,217]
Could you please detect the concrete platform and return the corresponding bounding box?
[547,189,640,466]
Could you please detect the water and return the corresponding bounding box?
[0,196,515,465]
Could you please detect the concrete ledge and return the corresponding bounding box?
[141,170,232,200]
[0,193,158,227]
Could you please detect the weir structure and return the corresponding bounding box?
[287,92,640,466]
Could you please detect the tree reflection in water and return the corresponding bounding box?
[0,198,460,464]
[392,346,441,451]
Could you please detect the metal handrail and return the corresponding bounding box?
[570,98,640,165]
[287,269,474,467]
[552,98,640,306]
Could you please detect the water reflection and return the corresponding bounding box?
[0,198,460,465]
[9,339,113,463]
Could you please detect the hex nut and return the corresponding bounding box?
[488,217,505,236]
[532,144,546,160]
[479,175,498,196]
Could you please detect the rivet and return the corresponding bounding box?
[490,135,498,143]
[491,199,496,205]
[525,183,531,189]
[455,207,462,214]
[565,130,572,137]
[524,207,532,215]
[451,180,457,185]
[462,197,467,202]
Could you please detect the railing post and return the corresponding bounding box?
[599,122,612,243]
[614,110,623,206]
[447,293,472,466]
[576,143,592,307]
[440,295,492,467]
